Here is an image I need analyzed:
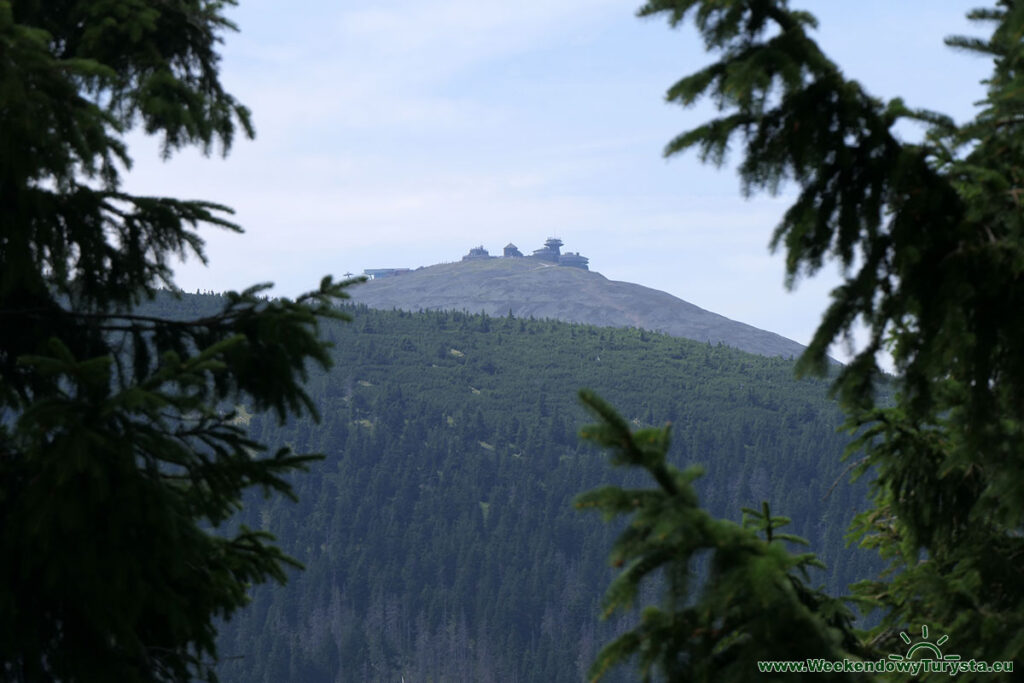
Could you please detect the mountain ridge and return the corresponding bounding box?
[204,301,874,683]
[349,257,807,359]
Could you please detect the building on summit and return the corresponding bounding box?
[462,246,492,261]
[457,238,589,270]
[531,237,563,263]
[558,252,589,269]
[366,239,589,275]
[363,268,411,279]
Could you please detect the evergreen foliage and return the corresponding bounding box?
[191,301,877,682]
[0,2,352,680]
[579,0,1024,678]
[576,391,864,682]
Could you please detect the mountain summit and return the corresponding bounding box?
[350,242,806,358]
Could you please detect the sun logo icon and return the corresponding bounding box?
[888,624,960,663]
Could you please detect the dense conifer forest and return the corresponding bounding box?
[139,294,878,682]
[7,1,1022,679]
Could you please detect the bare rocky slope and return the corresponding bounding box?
[348,258,807,358]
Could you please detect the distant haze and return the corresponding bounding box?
[350,255,808,359]
[120,1,987,370]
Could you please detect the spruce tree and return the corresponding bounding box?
[576,391,864,682]
[581,0,1024,679]
[0,1,353,680]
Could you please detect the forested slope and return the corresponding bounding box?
[147,295,876,681]
[348,258,808,358]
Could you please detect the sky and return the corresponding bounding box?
[124,0,991,362]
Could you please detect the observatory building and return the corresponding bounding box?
[367,238,590,276]
[458,238,589,270]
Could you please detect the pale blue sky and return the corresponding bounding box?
[125,1,990,361]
